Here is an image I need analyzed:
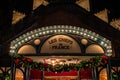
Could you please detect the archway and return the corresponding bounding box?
[9,25,112,80]
[10,25,112,56]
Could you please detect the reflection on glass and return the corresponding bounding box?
[99,68,108,80]
[15,69,23,80]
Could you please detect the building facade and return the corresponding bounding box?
[0,0,120,80]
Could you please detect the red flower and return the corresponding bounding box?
[22,57,26,61]
[44,63,48,68]
[101,56,108,64]
[21,57,27,64]
[103,60,107,64]
[15,58,20,66]
[26,58,33,63]
[101,56,108,60]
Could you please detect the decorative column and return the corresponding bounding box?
[10,57,16,80]
[107,56,112,80]
[24,67,30,80]
[42,71,44,80]
[92,66,97,80]
[78,69,80,80]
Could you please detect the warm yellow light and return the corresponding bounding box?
[60,62,63,65]
[34,39,41,45]
[81,39,88,45]
[51,60,55,64]
[15,76,23,80]
[99,68,108,80]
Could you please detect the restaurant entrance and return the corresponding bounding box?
[9,25,112,80]
[14,55,108,80]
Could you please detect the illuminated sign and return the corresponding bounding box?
[48,37,73,49]
[40,35,81,53]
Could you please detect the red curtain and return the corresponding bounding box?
[30,68,92,80]
[30,68,42,80]
[44,71,78,76]
[80,68,92,79]
[44,71,78,80]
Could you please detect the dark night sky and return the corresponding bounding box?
[0,0,120,22]
[10,0,120,18]
[91,0,120,20]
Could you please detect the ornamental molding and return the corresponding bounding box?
[76,0,90,11]
[33,0,49,10]
[12,10,26,24]
[9,25,112,56]
[94,9,109,23]
[110,19,120,31]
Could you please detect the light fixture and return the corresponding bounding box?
[34,39,41,45]
[9,25,112,56]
